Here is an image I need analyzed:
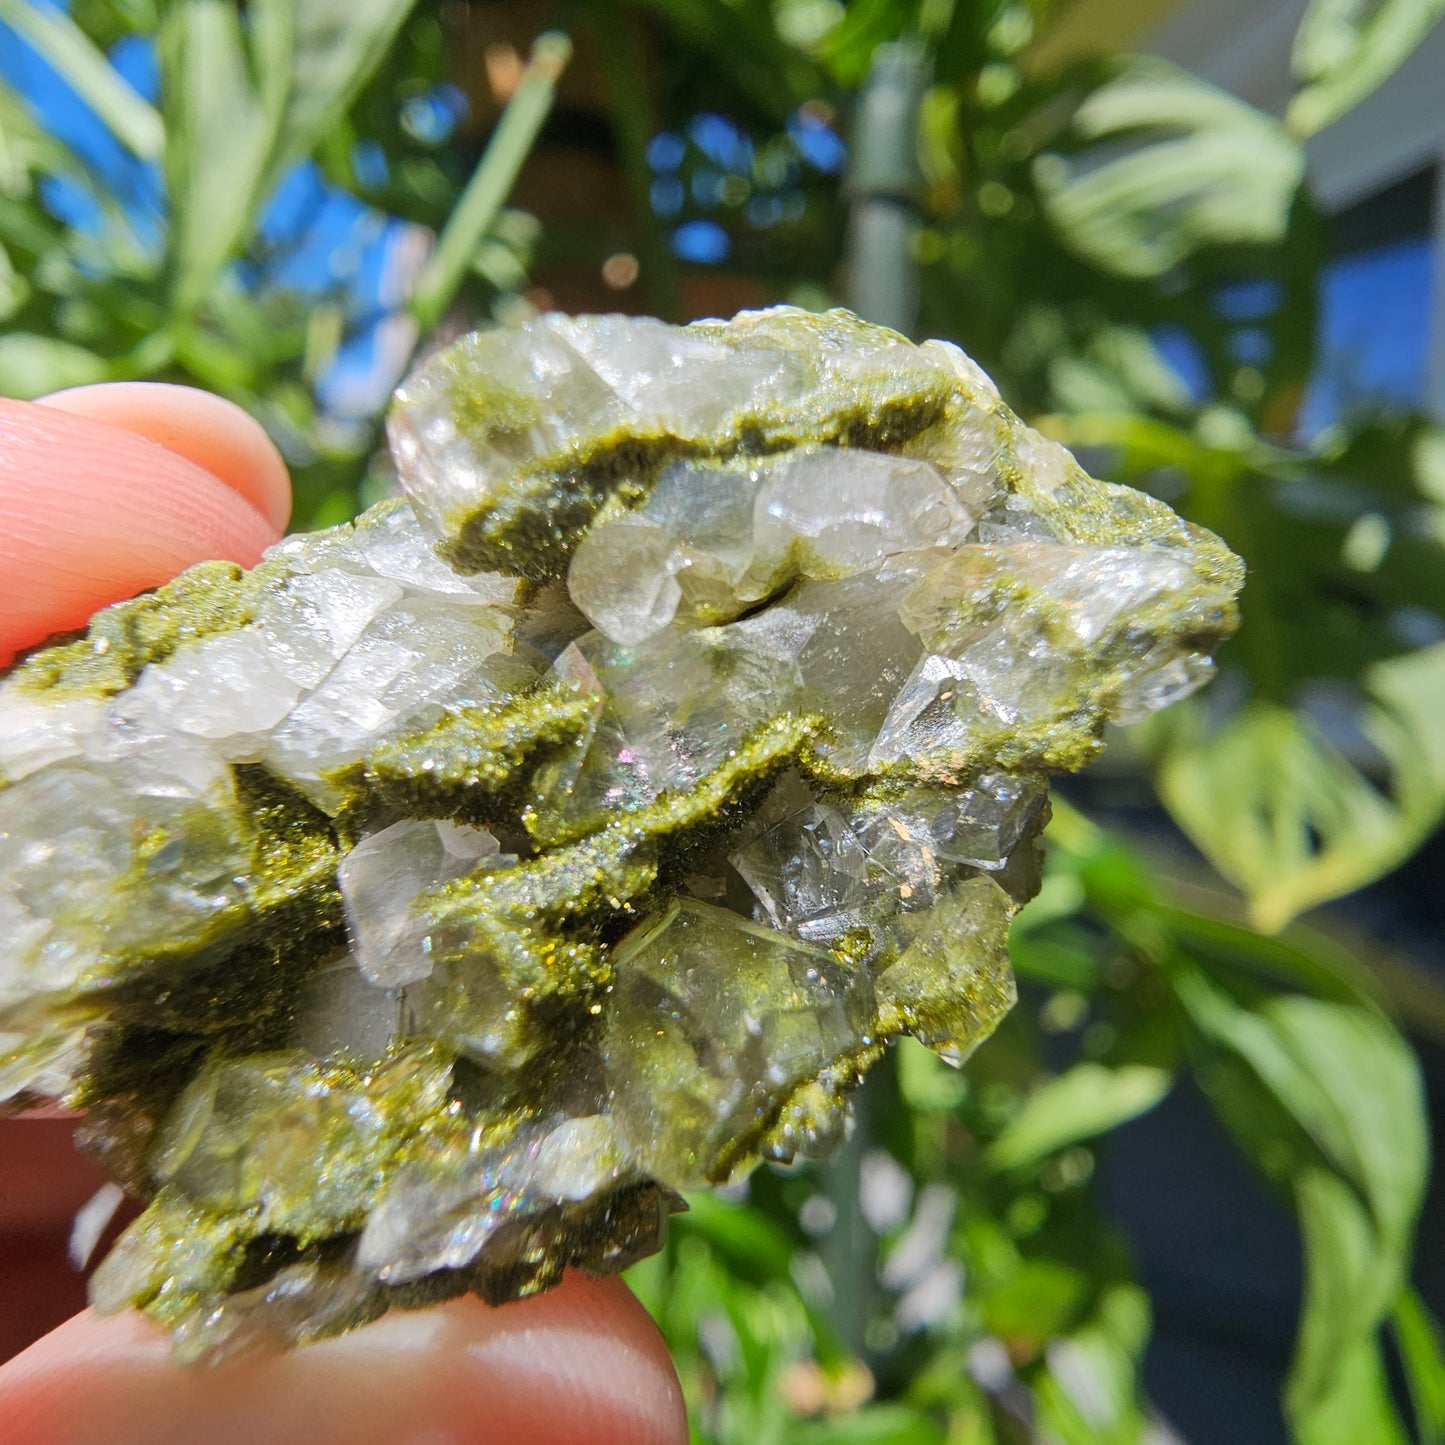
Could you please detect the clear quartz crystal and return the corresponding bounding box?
[565,515,686,646]
[0,692,103,782]
[339,819,502,986]
[567,449,974,647]
[0,307,1241,1358]
[732,803,873,942]
[603,901,875,1189]
[752,449,973,573]
[294,952,404,1062]
[264,596,516,807]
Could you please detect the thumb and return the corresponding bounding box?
[0,1274,686,1445]
[0,385,288,666]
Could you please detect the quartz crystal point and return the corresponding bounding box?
[0,307,1242,1359]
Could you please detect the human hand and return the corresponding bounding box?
[0,384,686,1445]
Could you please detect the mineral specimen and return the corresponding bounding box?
[0,307,1242,1359]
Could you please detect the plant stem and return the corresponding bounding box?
[408,31,572,335]
[820,40,933,1361]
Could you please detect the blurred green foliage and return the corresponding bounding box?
[4,0,1445,1439]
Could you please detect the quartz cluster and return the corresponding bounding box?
[0,308,1242,1358]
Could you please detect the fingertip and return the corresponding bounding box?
[0,1275,687,1445]
[37,382,291,533]
[459,1272,688,1445]
[0,400,280,665]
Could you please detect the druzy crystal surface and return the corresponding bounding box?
[0,308,1242,1358]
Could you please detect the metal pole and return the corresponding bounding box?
[844,40,930,335]
[822,39,931,1361]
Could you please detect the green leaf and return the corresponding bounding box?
[158,0,292,314]
[1069,408,1445,928]
[1293,1333,1411,1445]
[0,333,108,396]
[1029,1283,1152,1445]
[0,76,148,264]
[1046,324,1198,418]
[1187,983,1425,1252]
[1034,58,1305,280]
[1393,1289,1445,1445]
[895,1034,969,1115]
[791,1405,947,1445]
[814,0,916,83]
[1156,646,1445,931]
[266,0,418,196]
[629,0,820,116]
[1156,701,1398,932]
[671,1192,849,1365]
[1161,896,1386,1011]
[987,1062,1172,1171]
[1290,1167,1394,1423]
[0,242,23,321]
[0,0,163,159]
[1175,967,1428,1437]
[159,0,417,315]
[981,1257,1089,1343]
[409,31,571,334]
[1288,0,1445,137]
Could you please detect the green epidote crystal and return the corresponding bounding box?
[0,307,1242,1359]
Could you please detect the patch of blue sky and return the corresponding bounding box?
[1214,277,1283,322]
[1229,326,1274,367]
[36,174,103,233]
[1299,237,1433,437]
[251,161,391,309]
[671,219,731,264]
[353,215,415,315]
[688,113,752,173]
[2,2,424,426]
[109,30,159,99]
[787,109,846,174]
[318,221,431,417]
[1153,325,1213,402]
[399,83,468,147]
[316,313,393,417]
[647,130,686,172]
[650,175,685,217]
[352,139,389,191]
[1153,240,1433,435]
[256,162,329,244]
[691,168,726,206]
[0,7,163,244]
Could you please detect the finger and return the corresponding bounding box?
[36,383,291,534]
[0,1274,687,1445]
[0,400,281,665]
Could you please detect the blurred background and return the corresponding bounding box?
[2,1,1444,1441]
